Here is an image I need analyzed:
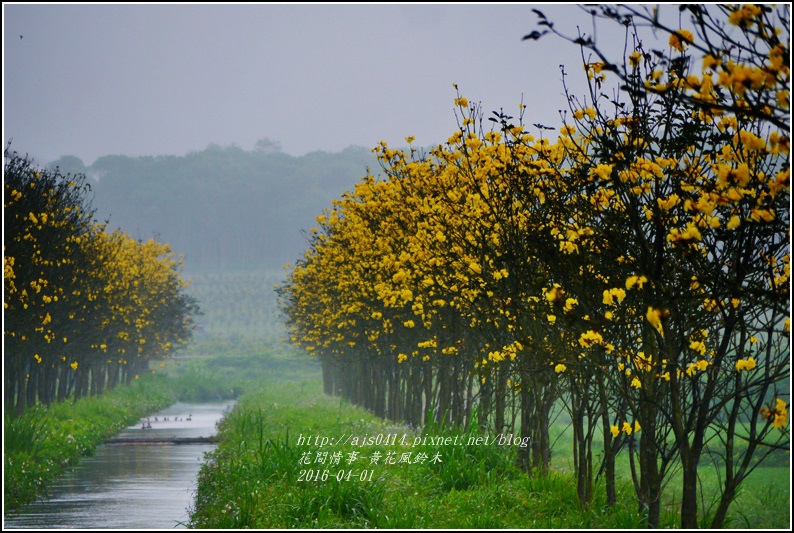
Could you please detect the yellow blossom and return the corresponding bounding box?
[579,330,604,348]
[603,287,626,305]
[591,163,613,181]
[735,357,756,371]
[689,340,707,355]
[772,399,788,428]
[657,195,679,211]
[625,275,647,290]
[669,29,694,52]
[761,398,788,429]
[545,285,562,302]
[646,307,664,337]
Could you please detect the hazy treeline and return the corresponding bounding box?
[48,143,379,273]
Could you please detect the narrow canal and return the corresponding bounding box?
[4,400,232,529]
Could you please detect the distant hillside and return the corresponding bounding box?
[48,144,380,273]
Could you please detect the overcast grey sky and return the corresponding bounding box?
[4,3,626,165]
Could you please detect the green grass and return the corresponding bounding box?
[8,337,785,529]
[3,342,320,515]
[189,380,789,529]
[3,375,175,511]
[546,413,790,528]
[159,343,321,401]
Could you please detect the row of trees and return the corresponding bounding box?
[279,5,789,528]
[4,146,199,415]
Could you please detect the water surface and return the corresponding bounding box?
[4,401,232,529]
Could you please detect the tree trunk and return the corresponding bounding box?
[638,410,661,528]
[680,455,699,529]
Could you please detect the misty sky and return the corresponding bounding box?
[4,3,635,165]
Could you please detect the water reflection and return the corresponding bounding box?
[4,401,232,530]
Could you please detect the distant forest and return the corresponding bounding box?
[47,144,380,273]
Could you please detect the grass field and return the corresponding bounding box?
[188,376,790,529]
[547,410,790,529]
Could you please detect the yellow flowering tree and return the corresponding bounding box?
[280,6,787,524]
[526,4,790,527]
[4,147,97,412]
[4,148,199,412]
[75,230,199,393]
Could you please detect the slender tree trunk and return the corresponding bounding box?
[598,380,617,506]
[572,385,591,507]
[710,482,737,529]
[26,366,38,407]
[410,363,422,426]
[680,456,699,529]
[321,357,334,395]
[15,366,27,415]
[494,365,508,434]
[638,407,661,528]
[374,365,385,418]
[464,369,474,430]
[478,377,491,431]
[435,360,450,426]
[423,361,433,426]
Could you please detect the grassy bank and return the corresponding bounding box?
[3,375,174,511]
[3,343,319,514]
[189,380,790,529]
[188,381,639,528]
